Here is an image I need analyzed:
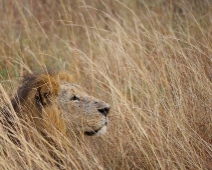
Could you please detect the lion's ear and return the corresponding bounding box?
[35,75,60,106]
[36,85,51,106]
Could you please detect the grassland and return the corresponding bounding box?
[1,0,212,169]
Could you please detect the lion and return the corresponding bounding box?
[1,71,110,147]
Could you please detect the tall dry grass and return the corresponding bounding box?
[1,0,212,169]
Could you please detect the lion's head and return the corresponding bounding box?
[58,80,110,137]
[9,71,110,141]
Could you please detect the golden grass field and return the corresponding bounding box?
[1,0,212,169]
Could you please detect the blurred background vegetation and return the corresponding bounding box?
[1,0,211,78]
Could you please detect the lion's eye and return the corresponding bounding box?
[71,95,80,101]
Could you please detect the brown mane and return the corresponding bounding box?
[12,72,60,107]
[9,71,67,141]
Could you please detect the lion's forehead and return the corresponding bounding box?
[60,83,85,94]
[61,82,84,91]
[58,82,109,110]
[59,82,96,101]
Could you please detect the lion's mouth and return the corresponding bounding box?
[84,122,108,136]
[84,128,102,136]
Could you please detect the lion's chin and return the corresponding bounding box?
[96,126,107,136]
[84,126,107,136]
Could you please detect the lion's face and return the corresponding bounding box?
[58,82,110,136]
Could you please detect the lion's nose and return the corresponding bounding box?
[98,106,110,116]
